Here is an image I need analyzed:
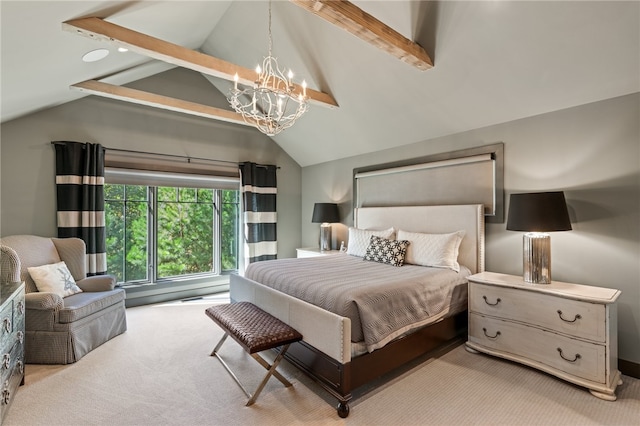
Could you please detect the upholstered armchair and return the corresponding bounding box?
[0,235,127,364]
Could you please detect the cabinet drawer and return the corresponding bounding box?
[0,303,13,350]
[469,283,606,342]
[1,361,23,411]
[1,341,23,382]
[469,314,606,384]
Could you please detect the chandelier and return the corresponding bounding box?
[228,1,308,136]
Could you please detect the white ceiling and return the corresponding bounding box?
[1,1,639,167]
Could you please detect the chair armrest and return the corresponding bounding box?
[25,292,64,310]
[76,275,116,292]
[0,244,21,283]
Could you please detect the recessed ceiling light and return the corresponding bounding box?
[82,48,110,62]
[117,47,128,53]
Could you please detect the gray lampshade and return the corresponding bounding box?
[312,203,340,223]
[507,192,572,232]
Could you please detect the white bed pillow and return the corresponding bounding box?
[346,227,395,257]
[28,261,83,297]
[397,229,466,272]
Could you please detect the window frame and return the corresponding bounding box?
[104,169,241,287]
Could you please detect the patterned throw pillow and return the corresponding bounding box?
[28,261,83,297]
[363,236,410,267]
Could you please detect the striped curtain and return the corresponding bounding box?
[239,162,277,264]
[54,141,107,276]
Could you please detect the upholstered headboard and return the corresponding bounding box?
[355,204,485,274]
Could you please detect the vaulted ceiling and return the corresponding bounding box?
[1,1,639,167]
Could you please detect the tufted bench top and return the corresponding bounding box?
[205,302,302,354]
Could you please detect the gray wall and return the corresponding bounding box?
[0,68,302,259]
[302,93,640,365]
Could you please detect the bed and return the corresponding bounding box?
[230,204,485,417]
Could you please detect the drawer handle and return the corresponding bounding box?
[1,354,9,370]
[17,331,24,344]
[557,310,581,323]
[2,318,10,333]
[482,296,501,306]
[17,360,24,375]
[482,327,501,339]
[557,347,581,363]
[1,381,9,405]
[17,301,25,315]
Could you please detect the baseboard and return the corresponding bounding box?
[619,358,640,379]
[124,281,229,307]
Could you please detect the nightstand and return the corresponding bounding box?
[296,247,342,258]
[466,272,622,401]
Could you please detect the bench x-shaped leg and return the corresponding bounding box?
[246,345,292,406]
[211,333,293,406]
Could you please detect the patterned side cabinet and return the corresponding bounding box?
[466,272,622,401]
[0,282,25,423]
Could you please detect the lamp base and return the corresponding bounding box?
[320,224,332,252]
[523,233,551,284]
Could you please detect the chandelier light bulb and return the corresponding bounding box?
[233,73,239,91]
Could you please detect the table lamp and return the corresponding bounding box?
[312,203,340,252]
[506,191,572,284]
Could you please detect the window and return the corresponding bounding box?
[104,184,239,284]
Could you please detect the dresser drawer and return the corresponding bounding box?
[0,302,14,350]
[469,283,606,342]
[1,360,24,412]
[1,340,24,384]
[469,313,606,383]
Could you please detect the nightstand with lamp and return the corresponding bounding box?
[466,191,622,400]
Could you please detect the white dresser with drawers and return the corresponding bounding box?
[466,272,622,401]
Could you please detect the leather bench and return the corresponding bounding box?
[205,302,302,406]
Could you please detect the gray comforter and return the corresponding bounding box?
[244,253,469,352]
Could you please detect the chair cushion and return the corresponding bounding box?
[59,289,126,324]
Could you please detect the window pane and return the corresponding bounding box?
[157,187,214,278]
[125,201,148,281]
[221,189,239,271]
[126,185,148,201]
[158,186,177,202]
[105,184,124,201]
[197,188,213,203]
[105,184,148,283]
[105,195,125,282]
[179,187,196,202]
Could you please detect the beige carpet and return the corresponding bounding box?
[5,294,639,426]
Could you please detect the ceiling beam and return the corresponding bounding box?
[290,0,433,71]
[62,17,338,109]
[71,80,252,126]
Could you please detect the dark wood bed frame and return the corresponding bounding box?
[279,310,468,417]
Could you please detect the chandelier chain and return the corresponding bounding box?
[268,0,273,57]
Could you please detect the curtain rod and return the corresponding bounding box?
[50,142,279,168]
